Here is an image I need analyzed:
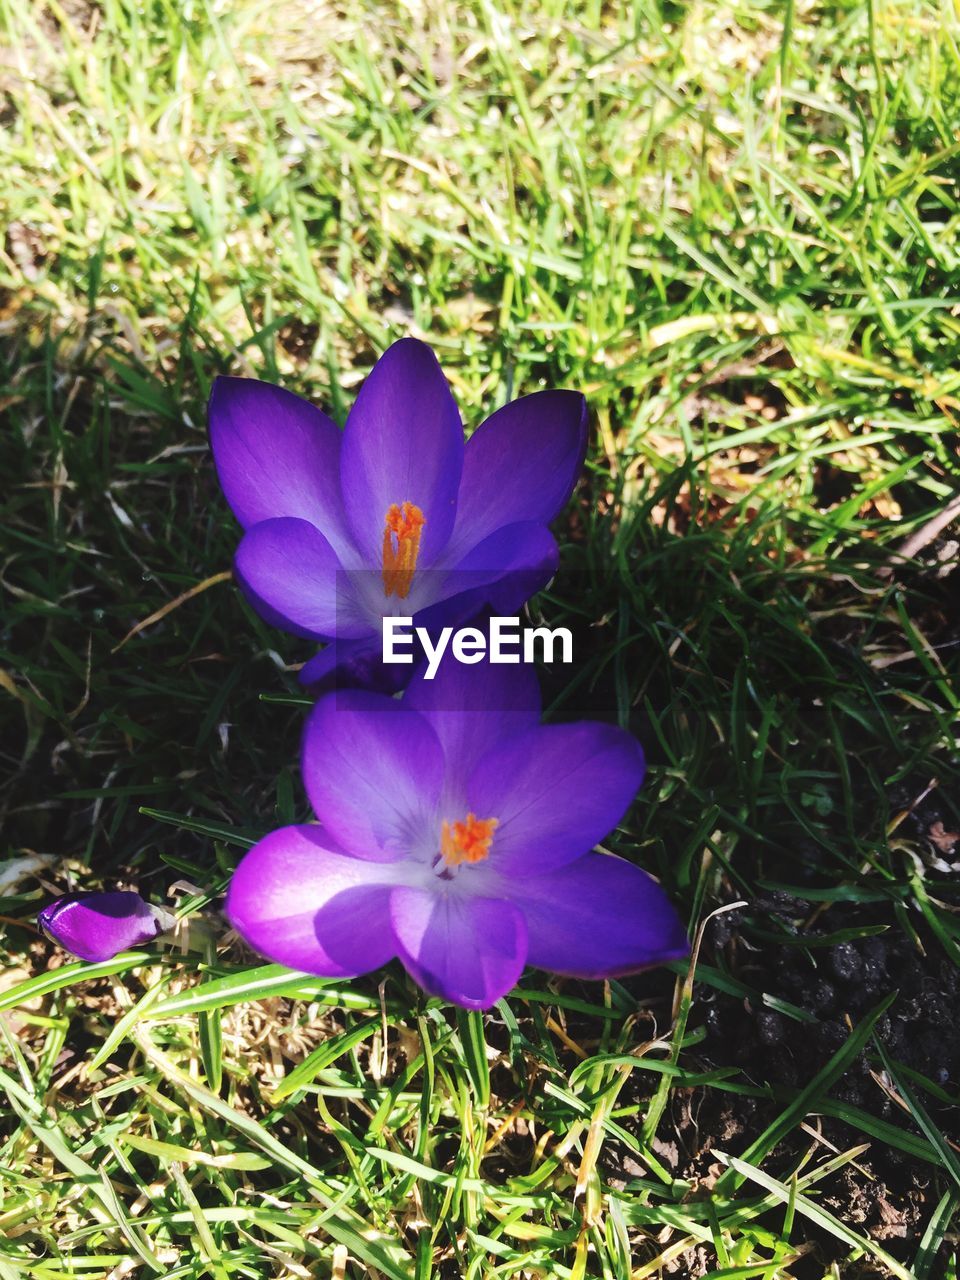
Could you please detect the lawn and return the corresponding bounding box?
[2,0,960,1275]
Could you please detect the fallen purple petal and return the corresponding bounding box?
[38,891,175,963]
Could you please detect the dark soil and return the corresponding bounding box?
[685,876,960,1273]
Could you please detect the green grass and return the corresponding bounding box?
[2,0,960,1275]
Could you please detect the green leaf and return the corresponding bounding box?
[144,964,379,1018]
[875,1044,960,1193]
[0,953,159,1013]
[271,1016,383,1100]
[456,1009,490,1108]
[913,1189,959,1280]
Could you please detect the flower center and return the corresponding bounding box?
[440,812,498,867]
[382,502,425,599]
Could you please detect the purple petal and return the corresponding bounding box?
[209,377,353,558]
[299,637,413,694]
[225,825,398,975]
[467,723,645,874]
[340,339,463,568]
[234,517,370,641]
[437,521,559,618]
[404,656,541,801]
[443,390,587,564]
[511,853,688,978]
[38,891,171,962]
[390,886,527,1009]
[302,691,444,860]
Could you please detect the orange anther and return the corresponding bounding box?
[382,502,425,598]
[440,812,499,866]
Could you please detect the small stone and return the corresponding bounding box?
[757,1009,786,1046]
[830,943,863,984]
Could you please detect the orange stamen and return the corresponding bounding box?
[440,812,499,867]
[382,502,425,598]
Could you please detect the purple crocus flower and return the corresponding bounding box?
[38,892,174,962]
[209,339,587,689]
[226,660,688,1009]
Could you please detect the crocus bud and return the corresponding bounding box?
[38,891,176,962]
